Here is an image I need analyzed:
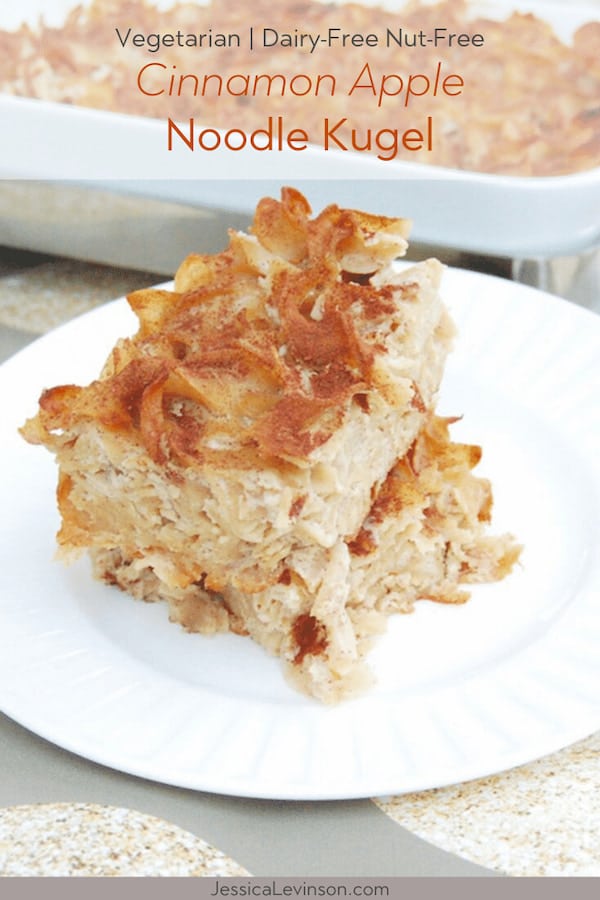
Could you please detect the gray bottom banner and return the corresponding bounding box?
[1,876,599,899]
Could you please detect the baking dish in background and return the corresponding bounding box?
[0,0,599,262]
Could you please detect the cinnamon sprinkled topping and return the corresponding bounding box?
[31,188,411,469]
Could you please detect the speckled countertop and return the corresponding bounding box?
[0,241,598,879]
[0,804,249,877]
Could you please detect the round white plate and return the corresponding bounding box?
[1,266,599,800]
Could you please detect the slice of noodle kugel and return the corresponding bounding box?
[21,188,452,595]
[21,188,519,702]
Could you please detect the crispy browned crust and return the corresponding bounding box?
[22,187,412,470]
[347,414,521,584]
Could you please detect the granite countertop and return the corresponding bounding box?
[0,804,249,877]
[0,246,598,878]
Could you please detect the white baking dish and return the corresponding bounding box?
[1,0,599,258]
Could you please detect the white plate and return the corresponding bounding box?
[1,266,599,800]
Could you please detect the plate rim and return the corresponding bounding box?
[1,264,599,801]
